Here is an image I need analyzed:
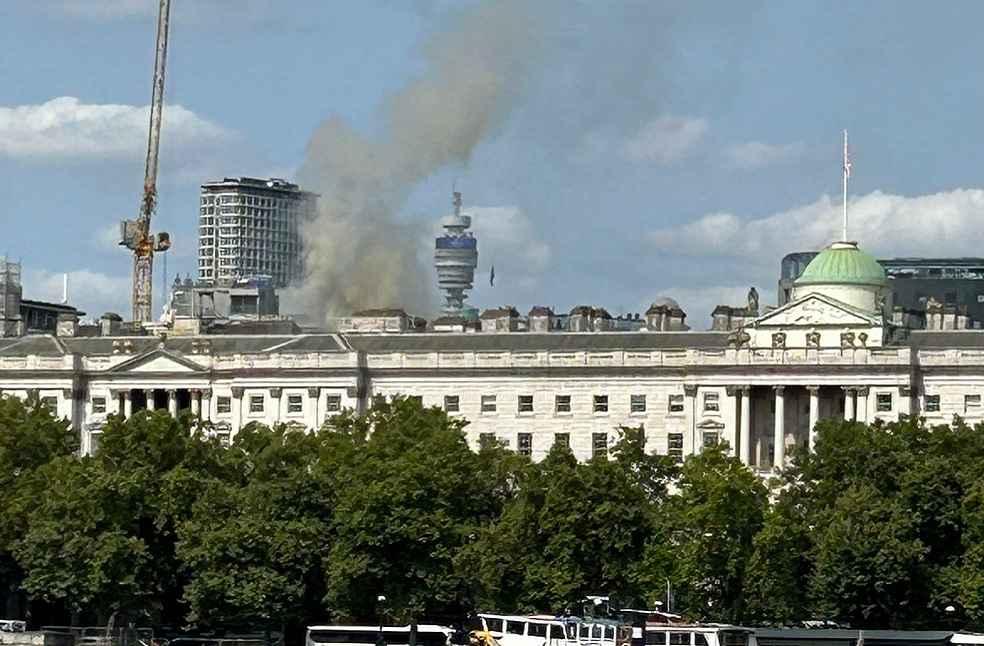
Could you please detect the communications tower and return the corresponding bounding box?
[434,192,478,317]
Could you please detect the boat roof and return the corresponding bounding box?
[478,614,620,625]
[307,626,451,633]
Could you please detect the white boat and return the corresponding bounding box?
[477,613,631,646]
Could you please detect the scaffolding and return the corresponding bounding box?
[0,257,22,324]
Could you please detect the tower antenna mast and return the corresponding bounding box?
[119,0,172,322]
[842,129,851,242]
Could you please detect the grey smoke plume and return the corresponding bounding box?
[293,0,536,322]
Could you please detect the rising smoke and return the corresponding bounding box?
[291,0,536,322]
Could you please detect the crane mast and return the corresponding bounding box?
[120,0,172,322]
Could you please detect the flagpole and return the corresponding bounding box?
[842,129,849,242]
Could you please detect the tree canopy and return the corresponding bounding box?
[1,393,984,633]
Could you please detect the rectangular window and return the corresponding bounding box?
[41,396,58,410]
[670,634,691,646]
[481,394,497,413]
[668,433,684,462]
[592,432,608,458]
[287,394,303,414]
[517,432,533,456]
[668,394,685,413]
[554,433,570,448]
[702,431,720,448]
[479,433,497,449]
[215,431,231,447]
[631,394,647,413]
[695,636,709,646]
[217,396,231,414]
[528,624,547,639]
[646,633,667,646]
[91,397,106,414]
[506,622,525,636]
[518,395,534,413]
[89,431,102,455]
[444,395,460,412]
[966,394,981,413]
[876,392,893,412]
[555,394,572,413]
[703,392,720,412]
[325,394,342,412]
[925,394,941,412]
[593,395,609,413]
[249,395,264,413]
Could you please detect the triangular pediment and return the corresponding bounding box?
[754,293,880,328]
[109,348,206,374]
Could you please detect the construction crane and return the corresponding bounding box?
[120,0,172,322]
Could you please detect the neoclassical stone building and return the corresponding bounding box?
[1,240,981,470]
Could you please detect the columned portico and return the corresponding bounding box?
[773,385,786,468]
[807,386,820,450]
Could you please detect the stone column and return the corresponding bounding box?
[843,386,855,421]
[62,388,76,425]
[898,386,912,416]
[739,386,752,466]
[773,386,786,469]
[307,387,321,430]
[167,390,178,417]
[146,389,156,411]
[191,390,201,417]
[684,384,698,457]
[201,389,212,422]
[807,385,820,451]
[231,387,244,432]
[269,388,282,425]
[123,390,133,418]
[856,387,870,424]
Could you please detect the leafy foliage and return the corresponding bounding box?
[3,392,984,632]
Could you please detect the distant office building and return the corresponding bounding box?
[198,177,317,288]
[779,252,984,325]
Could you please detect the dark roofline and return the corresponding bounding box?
[20,299,85,316]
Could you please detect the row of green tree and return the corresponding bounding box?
[2,394,984,635]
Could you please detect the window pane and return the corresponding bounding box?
[555,394,571,413]
[631,394,646,413]
[506,622,525,635]
[326,395,342,412]
[695,635,708,646]
[528,624,547,638]
[217,396,231,414]
[444,395,460,412]
[519,395,534,413]
[926,395,940,412]
[645,633,667,645]
[518,432,532,456]
[668,433,684,462]
[554,433,570,448]
[249,396,264,413]
[593,395,608,412]
[92,397,106,413]
[481,395,497,412]
[592,433,608,458]
[669,395,684,413]
[670,634,691,646]
[877,393,893,412]
[287,395,303,413]
[703,392,719,412]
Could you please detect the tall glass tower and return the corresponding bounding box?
[434,192,478,317]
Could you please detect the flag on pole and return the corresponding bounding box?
[490,265,495,287]
[843,130,852,178]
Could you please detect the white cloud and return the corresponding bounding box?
[649,188,984,264]
[0,97,232,161]
[724,140,805,169]
[622,116,708,164]
[21,268,132,319]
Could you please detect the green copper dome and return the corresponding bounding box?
[795,241,887,287]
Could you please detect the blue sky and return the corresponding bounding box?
[3,0,984,326]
